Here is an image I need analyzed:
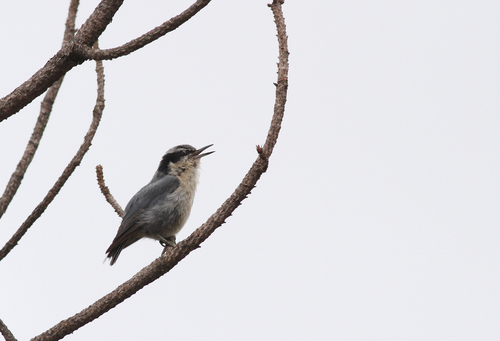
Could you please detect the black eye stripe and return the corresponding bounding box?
[168,151,187,163]
[157,145,196,173]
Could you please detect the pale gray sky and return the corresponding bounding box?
[0,1,499,340]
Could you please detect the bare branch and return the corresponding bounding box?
[0,0,213,122]
[96,165,124,218]
[31,2,289,340]
[0,45,105,262]
[63,0,80,42]
[0,0,121,122]
[0,318,17,341]
[264,0,289,159]
[0,0,80,220]
[75,0,212,60]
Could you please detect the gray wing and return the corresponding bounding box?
[117,174,180,238]
[106,175,180,263]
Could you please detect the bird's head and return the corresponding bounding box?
[157,144,214,176]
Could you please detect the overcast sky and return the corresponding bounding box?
[0,1,499,340]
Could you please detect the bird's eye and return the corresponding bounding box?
[167,148,193,163]
[168,152,183,164]
[158,145,196,172]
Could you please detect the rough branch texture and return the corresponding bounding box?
[0,318,17,341]
[30,1,289,340]
[75,0,212,60]
[0,0,79,220]
[96,164,124,218]
[0,0,123,122]
[0,0,212,122]
[0,47,105,262]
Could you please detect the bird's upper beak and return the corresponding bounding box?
[192,144,214,159]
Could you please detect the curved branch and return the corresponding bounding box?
[0,0,122,122]
[0,46,105,262]
[31,1,289,340]
[0,0,213,122]
[264,0,288,158]
[75,0,212,60]
[96,165,124,217]
[0,318,17,341]
[0,0,80,220]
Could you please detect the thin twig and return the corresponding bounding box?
[96,165,124,217]
[74,0,211,60]
[0,0,122,122]
[0,44,105,262]
[265,0,288,159]
[31,2,289,340]
[0,0,79,220]
[0,318,17,341]
[0,0,212,122]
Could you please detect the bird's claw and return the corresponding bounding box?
[158,234,176,248]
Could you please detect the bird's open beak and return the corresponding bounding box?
[192,144,214,159]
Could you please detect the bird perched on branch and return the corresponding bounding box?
[106,144,214,265]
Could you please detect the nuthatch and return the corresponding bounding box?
[106,144,214,265]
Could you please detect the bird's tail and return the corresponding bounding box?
[106,243,125,265]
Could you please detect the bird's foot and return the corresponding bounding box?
[159,235,176,254]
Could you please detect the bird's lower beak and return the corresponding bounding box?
[192,144,214,159]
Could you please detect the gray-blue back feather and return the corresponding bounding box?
[123,173,180,219]
[114,173,180,240]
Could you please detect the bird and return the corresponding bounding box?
[105,144,214,265]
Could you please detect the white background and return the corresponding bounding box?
[0,1,499,340]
